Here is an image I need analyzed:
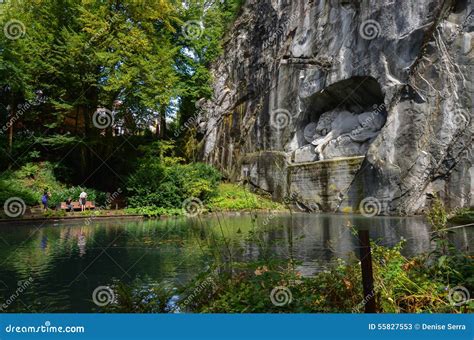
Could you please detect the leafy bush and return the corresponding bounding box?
[125,207,184,218]
[0,173,38,206]
[0,162,107,210]
[183,241,473,313]
[49,186,107,207]
[0,162,62,207]
[126,156,221,209]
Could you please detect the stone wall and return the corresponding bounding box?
[288,156,365,212]
[199,0,473,215]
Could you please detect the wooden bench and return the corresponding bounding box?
[60,201,95,211]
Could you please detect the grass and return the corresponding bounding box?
[207,183,285,211]
[449,208,474,224]
[123,183,286,218]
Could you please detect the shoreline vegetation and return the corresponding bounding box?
[0,161,471,223]
[2,207,472,224]
[101,199,473,314]
[0,160,286,221]
[0,160,472,313]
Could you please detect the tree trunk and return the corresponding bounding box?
[155,118,160,138]
[159,106,166,139]
[7,119,13,153]
[7,105,15,154]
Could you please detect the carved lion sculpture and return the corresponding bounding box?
[309,108,386,160]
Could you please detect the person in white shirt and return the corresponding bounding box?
[79,191,87,212]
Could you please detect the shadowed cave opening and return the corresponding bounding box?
[291,76,386,163]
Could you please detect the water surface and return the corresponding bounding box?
[0,213,471,312]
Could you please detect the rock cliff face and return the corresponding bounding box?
[199,0,473,215]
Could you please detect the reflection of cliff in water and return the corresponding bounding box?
[0,214,471,312]
[237,213,472,276]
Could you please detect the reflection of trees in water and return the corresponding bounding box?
[0,214,471,312]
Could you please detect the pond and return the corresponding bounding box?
[0,213,471,313]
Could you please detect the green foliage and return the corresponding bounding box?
[0,0,246,191]
[0,162,107,211]
[0,174,38,207]
[424,198,473,286]
[125,206,184,218]
[125,181,288,217]
[0,0,244,146]
[50,186,107,208]
[184,241,472,313]
[208,184,285,211]
[426,197,448,231]
[449,208,474,224]
[126,142,221,209]
[0,162,63,207]
[0,0,181,127]
[34,134,81,150]
[173,0,245,143]
[126,161,220,208]
[0,134,41,172]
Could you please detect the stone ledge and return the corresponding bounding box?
[288,156,365,168]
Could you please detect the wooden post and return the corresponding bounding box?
[358,229,376,313]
